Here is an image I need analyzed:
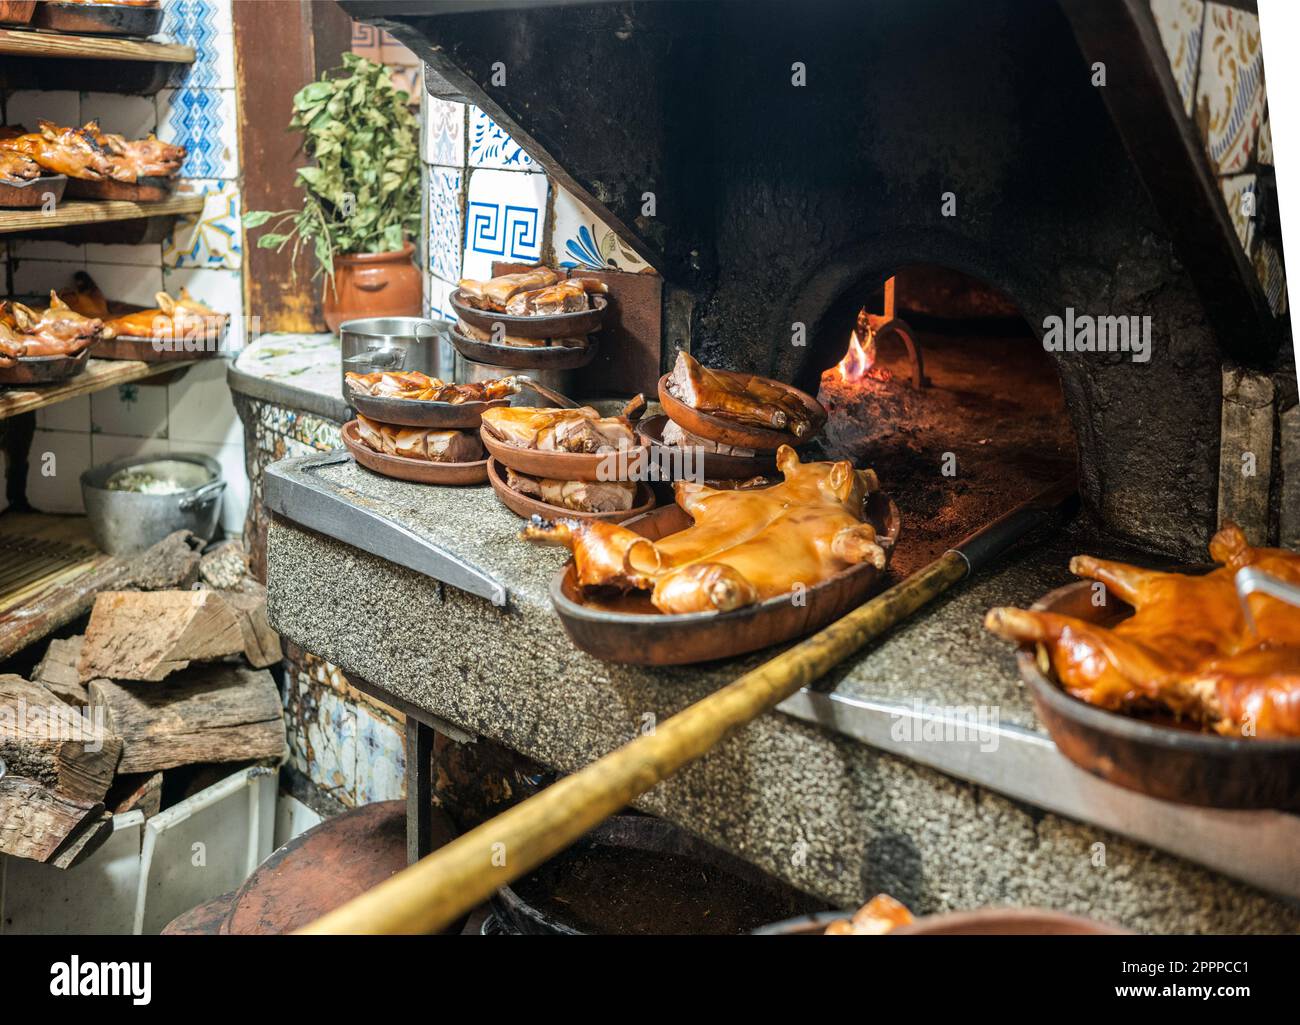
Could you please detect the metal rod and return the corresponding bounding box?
[298,478,1077,935]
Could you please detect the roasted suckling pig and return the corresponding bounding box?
[985,524,1300,738]
[667,351,816,439]
[354,415,484,463]
[102,289,226,342]
[80,121,184,181]
[0,146,40,184]
[345,371,519,404]
[481,396,646,454]
[0,121,184,183]
[1,293,103,356]
[823,894,914,936]
[504,466,637,513]
[524,446,885,614]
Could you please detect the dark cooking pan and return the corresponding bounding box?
[1016,579,1300,810]
[32,1,163,36]
[0,347,92,386]
[449,326,597,370]
[635,414,777,481]
[550,491,899,666]
[449,289,607,339]
[0,174,66,209]
[65,176,176,203]
[348,388,513,430]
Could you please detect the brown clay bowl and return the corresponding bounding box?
[348,383,512,429]
[656,371,826,452]
[0,346,92,385]
[96,309,230,361]
[0,174,66,208]
[1016,579,1300,810]
[450,289,607,339]
[635,414,778,481]
[32,0,162,36]
[486,458,656,523]
[342,420,488,486]
[65,175,176,202]
[480,425,650,484]
[550,491,899,666]
[449,326,597,370]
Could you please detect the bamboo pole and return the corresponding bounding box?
[299,479,1075,935]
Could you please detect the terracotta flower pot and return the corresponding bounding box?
[321,240,422,334]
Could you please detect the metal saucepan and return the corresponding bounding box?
[80,453,226,555]
[339,316,447,400]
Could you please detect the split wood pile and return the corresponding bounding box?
[0,533,286,868]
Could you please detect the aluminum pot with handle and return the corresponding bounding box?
[340,316,449,399]
[80,453,226,556]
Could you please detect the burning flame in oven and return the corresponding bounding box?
[836,327,877,383]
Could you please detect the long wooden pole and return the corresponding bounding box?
[299,481,1075,935]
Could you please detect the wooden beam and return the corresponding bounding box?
[0,28,195,63]
[0,358,196,422]
[0,194,204,236]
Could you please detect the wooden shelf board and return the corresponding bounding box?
[0,27,194,63]
[0,193,204,235]
[0,357,197,421]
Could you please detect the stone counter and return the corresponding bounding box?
[265,458,1300,932]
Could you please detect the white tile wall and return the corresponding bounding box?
[91,380,170,439]
[26,431,93,515]
[166,358,240,446]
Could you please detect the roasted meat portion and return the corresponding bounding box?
[1,121,113,180]
[667,351,816,438]
[345,371,519,404]
[481,397,645,454]
[102,289,225,342]
[985,524,1300,738]
[457,267,559,311]
[2,293,103,356]
[80,120,185,181]
[504,467,637,513]
[0,146,40,184]
[523,445,884,614]
[354,416,484,463]
[503,278,607,317]
[823,895,914,936]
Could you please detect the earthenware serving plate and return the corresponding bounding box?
[449,326,597,370]
[0,346,92,385]
[96,305,230,362]
[480,425,649,484]
[656,371,826,452]
[550,491,899,666]
[65,175,176,202]
[347,381,513,430]
[1016,579,1300,810]
[341,420,488,486]
[449,289,607,339]
[33,0,162,35]
[0,174,66,208]
[635,414,778,481]
[486,458,656,523]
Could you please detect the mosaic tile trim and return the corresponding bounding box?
[1150,0,1206,117]
[163,0,231,89]
[257,403,341,452]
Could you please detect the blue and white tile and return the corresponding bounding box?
[427,168,462,281]
[350,22,382,60]
[91,379,169,439]
[300,686,359,802]
[27,431,92,514]
[426,274,457,324]
[423,96,465,167]
[1219,173,1256,252]
[156,87,239,180]
[355,707,405,804]
[80,92,156,138]
[461,168,548,279]
[167,357,240,446]
[552,187,651,273]
[163,179,242,269]
[175,439,247,534]
[4,91,80,130]
[36,395,90,433]
[161,0,232,41]
[90,433,170,468]
[162,0,236,91]
[85,261,164,308]
[163,266,245,352]
[1196,3,1264,174]
[1150,0,1205,117]
[468,105,535,170]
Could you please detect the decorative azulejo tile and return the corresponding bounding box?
[350,21,383,60]
[156,87,239,179]
[426,274,457,323]
[162,0,236,89]
[423,97,465,167]
[1257,112,1272,165]
[552,187,651,273]
[468,106,535,170]
[1218,173,1256,253]
[1253,241,1288,317]
[1196,3,1264,175]
[164,180,242,269]
[461,168,548,279]
[1149,0,1205,117]
[428,168,463,282]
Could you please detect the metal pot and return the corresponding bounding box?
[455,352,576,407]
[80,454,226,556]
[339,316,450,398]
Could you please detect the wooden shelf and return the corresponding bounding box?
[0,194,205,236]
[0,357,197,421]
[0,27,194,64]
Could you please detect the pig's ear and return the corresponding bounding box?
[157,292,176,316]
[12,303,38,331]
[828,460,856,501]
[775,444,799,478]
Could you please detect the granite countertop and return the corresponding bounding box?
[229,333,348,422]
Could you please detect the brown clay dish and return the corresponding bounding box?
[65,175,176,203]
[486,458,656,523]
[449,289,607,339]
[96,306,230,362]
[656,371,826,452]
[449,326,597,371]
[0,174,66,208]
[480,425,649,484]
[0,347,92,386]
[347,385,511,430]
[32,1,163,37]
[1016,579,1300,810]
[0,1,36,25]
[550,491,899,666]
[635,414,777,481]
[342,420,488,486]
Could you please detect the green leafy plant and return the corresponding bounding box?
[242,54,421,285]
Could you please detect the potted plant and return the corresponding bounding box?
[243,54,422,333]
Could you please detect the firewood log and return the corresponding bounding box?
[0,675,121,803]
[0,777,106,863]
[89,666,286,774]
[78,589,245,683]
[32,635,89,705]
[210,580,280,669]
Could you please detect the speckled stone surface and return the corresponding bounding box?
[266,463,1300,933]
